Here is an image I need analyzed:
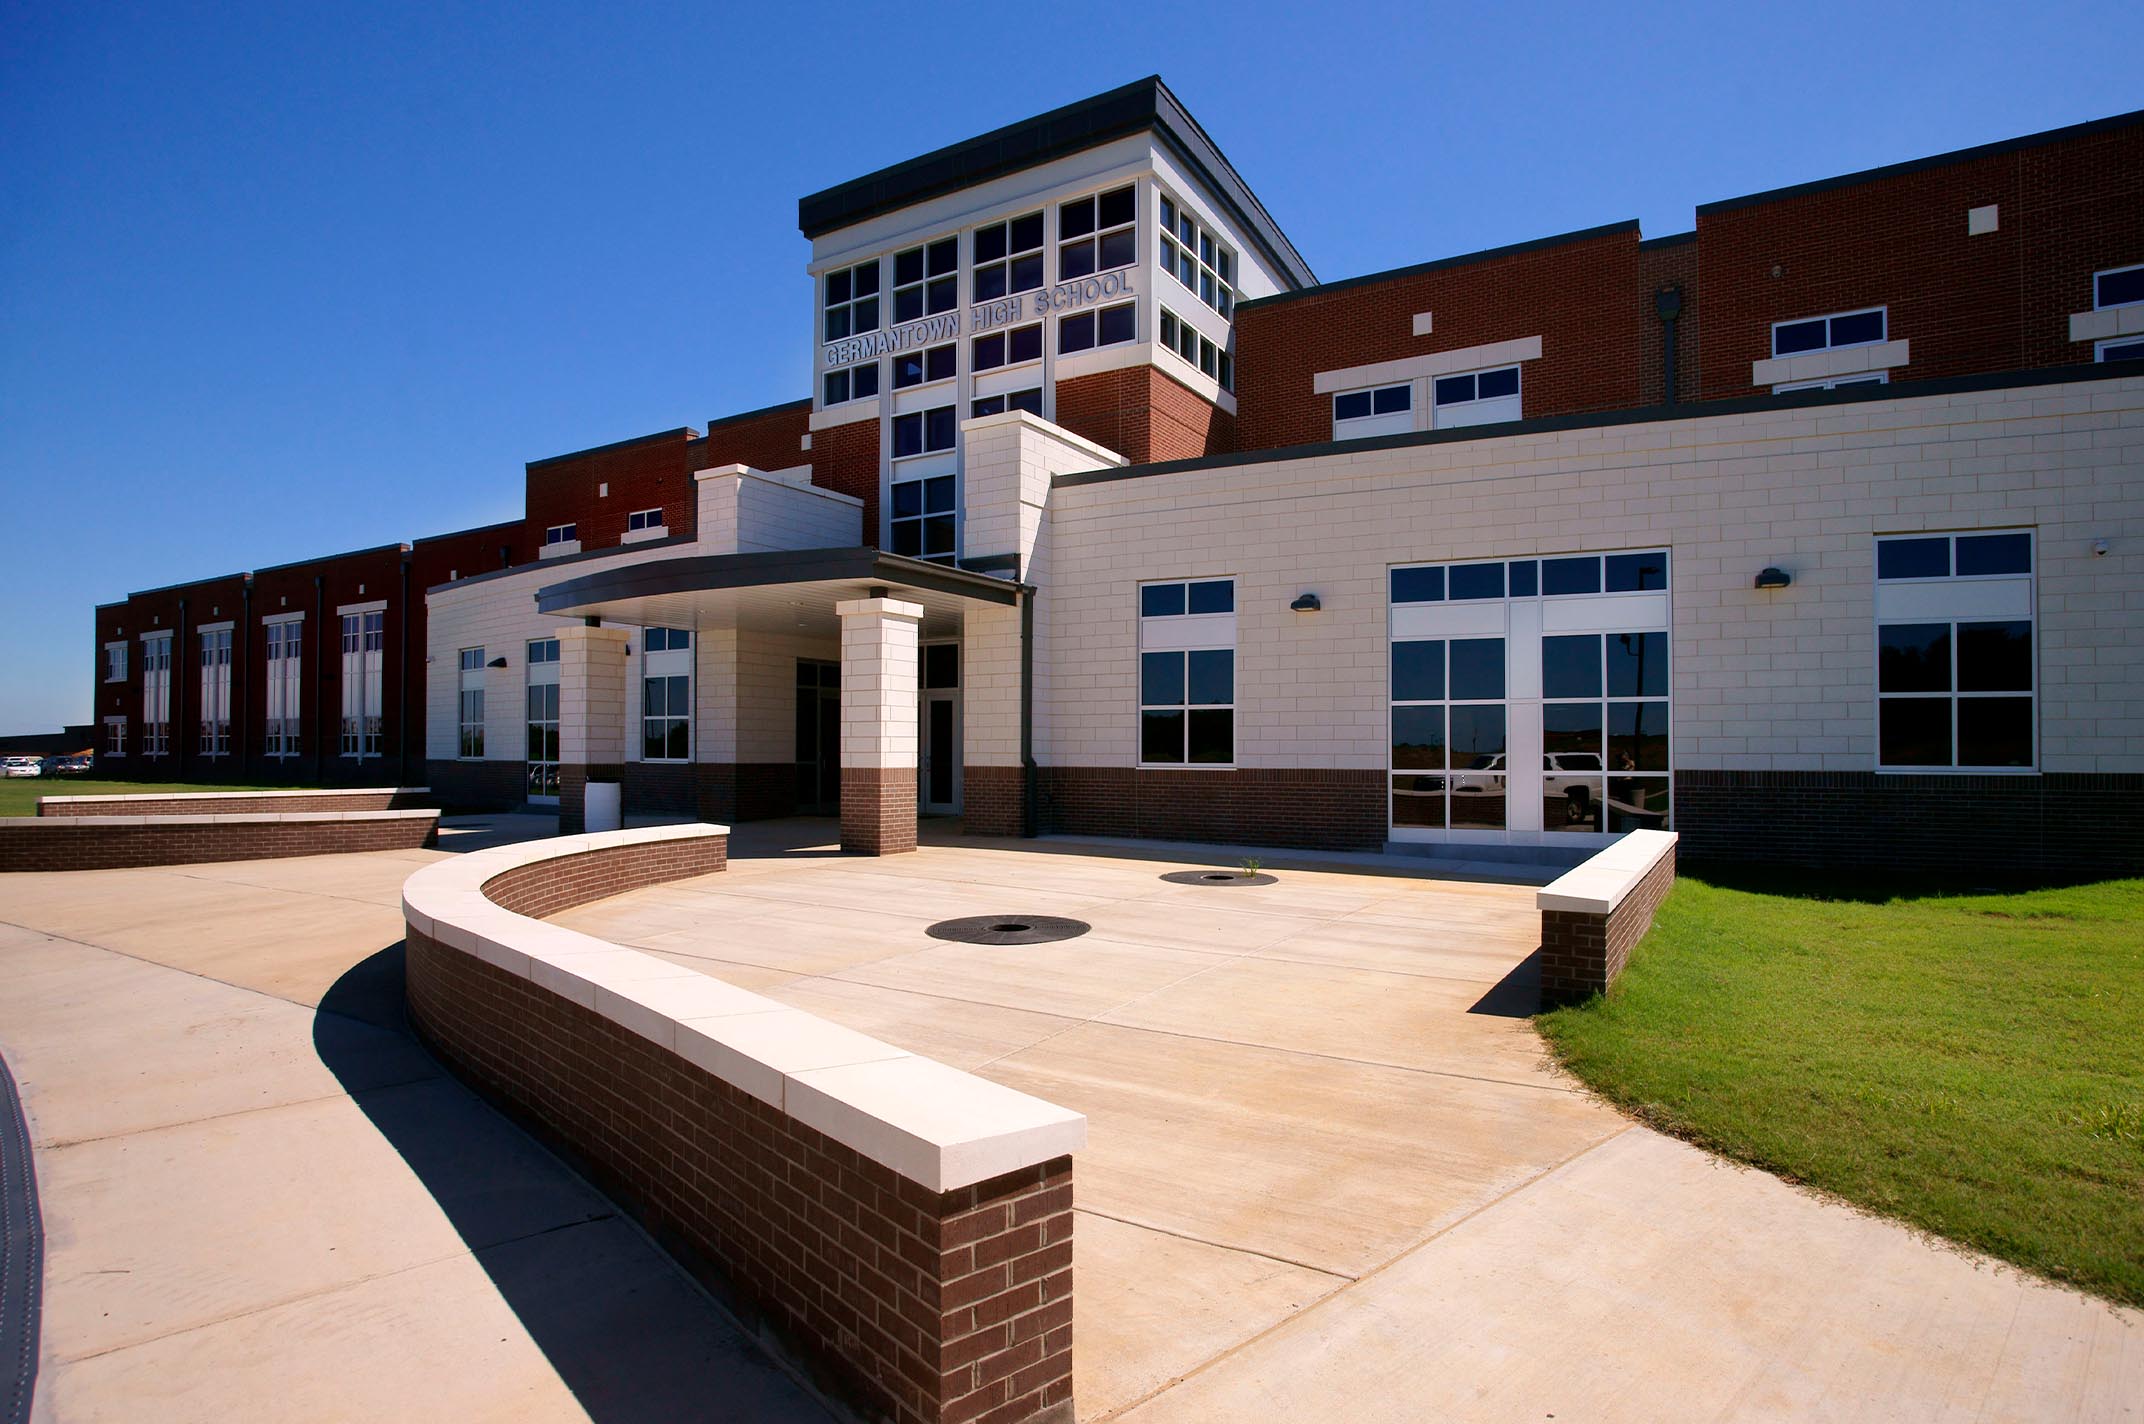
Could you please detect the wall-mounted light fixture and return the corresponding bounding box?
[1753,567,1792,590]
[488,656,509,669]
[1290,592,1322,612]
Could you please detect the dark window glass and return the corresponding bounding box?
[1060,195,1095,240]
[1542,635,1601,699]
[928,237,956,273]
[974,224,1007,264]
[824,306,850,341]
[972,396,1002,417]
[1607,778,1671,829]
[924,644,958,689]
[892,285,923,324]
[926,344,956,381]
[824,370,847,405]
[924,475,955,513]
[891,522,921,556]
[1141,709,1184,764]
[1059,238,1097,282]
[1010,212,1043,252]
[1448,563,1503,601]
[1955,532,2031,576]
[924,406,955,451]
[1391,775,1445,828]
[1187,649,1233,705]
[1880,698,1951,767]
[1141,583,1185,618]
[892,482,922,518]
[1958,697,2033,767]
[1372,384,1411,415]
[1098,303,1136,346]
[2096,267,2144,307]
[1829,309,1885,346]
[1608,702,1670,771]
[1008,323,1042,363]
[892,412,922,458]
[1449,705,1506,768]
[1448,638,1506,701]
[853,264,878,296]
[1957,621,2031,692]
[1451,777,1507,830]
[1099,227,1136,271]
[1877,537,1950,580]
[1508,560,1538,597]
[1476,366,1520,399]
[974,333,1005,371]
[852,295,878,332]
[1391,641,1443,702]
[894,247,923,286]
[1187,580,1234,615]
[926,275,956,314]
[853,363,879,398]
[1391,566,1444,603]
[924,516,955,556]
[1335,391,1373,422]
[1542,556,1600,595]
[1879,624,1951,693]
[1543,701,1603,758]
[1605,551,1667,592]
[1605,631,1668,697]
[1391,706,1445,770]
[2101,338,2144,361]
[1059,313,1096,353]
[1097,184,1134,229]
[973,263,1007,303]
[1187,709,1233,764]
[1009,253,1043,293]
[1773,318,1827,355]
[825,269,850,306]
[893,352,925,388]
[1433,373,1475,405]
[1008,388,1043,415]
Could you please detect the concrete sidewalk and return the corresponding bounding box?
[0,820,831,1424]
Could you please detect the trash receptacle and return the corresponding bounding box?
[584,781,622,833]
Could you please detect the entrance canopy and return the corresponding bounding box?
[534,546,1021,638]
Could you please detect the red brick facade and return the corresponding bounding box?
[696,399,812,474]
[811,416,883,546]
[1054,364,1233,464]
[0,811,438,873]
[37,788,424,817]
[1037,767,1387,851]
[961,765,1025,838]
[842,764,918,855]
[524,427,699,552]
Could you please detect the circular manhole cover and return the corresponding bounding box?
[1159,870,1278,887]
[926,915,1091,946]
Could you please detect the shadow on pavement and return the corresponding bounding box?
[311,943,831,1424]
[1468,947,1543,1018]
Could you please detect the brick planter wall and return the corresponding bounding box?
[0,810,438,873]
[1038,766,1386,850]
[1538,838,1677,1005]
[37,787,428,817]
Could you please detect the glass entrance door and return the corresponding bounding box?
[794,659,840,815]
[918,694,959,814]
[526,637,560,806]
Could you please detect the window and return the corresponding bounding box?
[1138,579,1234,766]
[972,322,1041,371]
[1772,306,1886,357]
[823,359,880,405]
[2093,264,2144,310]
[526,638,560,801]
[1391,636,1509,830]
[1540,632,1670,833]
[458,648,485,758]
[1159,193,1234,317]
[103,642,126,682]
[891,473,956,561]
[544,524,577,546]
[892,237,958,323]
[823,260,880,342]
[1776,372,1890,392]
[971,389,1042,419]
[341,611,384,757]
[1335,382,1413,438]
[105,718,125,757]
[1432,366,1521,427]
[924,642,959,690]
[1058,301,1135,355]
[2097,337,2144,363]
[892,341,956,389]
[265,619,302,758]
[1058,184,1135,282]
[627,508,663,532]
[141,632,171,756]
[1160,309,1232,391]
[891,405,956,459]
[1875,531,2035,770]
[641,628,691,761]
[973,212,1044,302]
[199,628,231,756]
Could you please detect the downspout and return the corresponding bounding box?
[1654,285,1684,406]
[1020,587,1037,838]
[313,576,326,785]
[398,554,412,786]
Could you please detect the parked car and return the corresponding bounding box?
[54,754,94,776]
[2,756,44,778]
[1449,752,1606,824]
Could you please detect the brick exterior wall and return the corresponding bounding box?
[1538,841,1677,1005]
[425,757,529,813]
[37,788,426,818]
[406,833,1075,1424]
[811,417,882,547]
[1636,234,1700,407]
[621,760,696,818]
[0,811,438,873]
[1231,224,1645,453]
[1053,365,1233,464]
[1036,767,1386,851]
[525,428,699,553]
[1674,771,2144,881]
[961,765,1026,837]
[692,762,798,823]
[842,765,918,855]
[696,400,812,474]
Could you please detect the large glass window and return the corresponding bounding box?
[973,212,1043,302]
[457,648,485,759]
[970,389,1042,419]
[1058,184,1136,282]
[1875,531,2035,770]
[2093,264,2144,310]
[972,322,1041,372]
[198,628,231,757]
[104,642,127,682]
[1058,301,1135,354]
[640,627,691,762]
[340,611,383,758]
[823,260,880,342]
[891,405,956,459]
[892,342,956,389]
[1138,579,1234,766]
[892,237,958,324]
[891,473,957,562]
[1541,632,1670,832]
[526,638,559,801]
[1158,193,1234,317]
[1160,309,1232,391]
[1390,638,1509,830]
[1334,382,1412,439]
[824,360,880,406]
[1433,366,1521,428]
[1772,306,1886,357]
[265,619,301,758]
[141,632,171,757]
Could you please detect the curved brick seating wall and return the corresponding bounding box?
[0,809,439,873]
[1536,830,1678,1005]
[400,826,1084,1424]
[37,787,430,817]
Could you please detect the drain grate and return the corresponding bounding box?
[1159,869,1277,887]
[926,915,1091,946]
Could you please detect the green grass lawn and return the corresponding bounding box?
[0,779,295,817]
[1537,869,2144,1308]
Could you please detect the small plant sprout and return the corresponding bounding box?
[1239,857,1261,877]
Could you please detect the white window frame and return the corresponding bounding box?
[1771,305,1888,359]
[823,259,881,343]
[2096,336,2144,363]
[544,524,577,546]
[823,359,880,406]
[1057,301,1135,356]
[198,626,232,757]
[1775,371,1891,393]
[1160,308,1231,391]
[892,340,957,391]
[104,716,126,758]
[458,648,486,759]
[1158,190,1235,318]
[891,237,959,325]
[103,641,127,683]
[1873,530,2037,775]
[1137,578,1237,770]
[971,211,1044,304]
[639,627,692,763]
[1334,381,1414,439]
[1057,184,1137,285]
[140,631,172,757]
[890,467,958,563]
[526,638,561,802]
[2093,263,2144,310]
[890,405,956,462]
[970,389,1042,419]
[340,610,384,759]
[971,322,1042,373]
[626,508,663,531]
[264,616,303,759]
[1432,364,1523,428]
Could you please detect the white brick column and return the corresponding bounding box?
[836,597,923,855]
[556,623,629,833]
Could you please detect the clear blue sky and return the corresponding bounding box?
[3,0,2139,732]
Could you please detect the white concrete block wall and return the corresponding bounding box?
[695,466,863,554]
[738,630,838,764]
[1039,373,2144,775]
[837,600,922,770]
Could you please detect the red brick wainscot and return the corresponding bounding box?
[1536,829,1678,1005]
[36,786,430,817]
[0,809,438,872]
[400,824,1084,1424]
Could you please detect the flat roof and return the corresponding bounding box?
[796,76,1316,290]
[1236,220,1639,313]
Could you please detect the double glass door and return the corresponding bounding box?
[795,660,841,814]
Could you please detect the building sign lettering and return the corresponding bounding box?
[823,311,961,368]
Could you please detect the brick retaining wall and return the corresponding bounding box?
[1538,835,1678,1005]
[37,787,429,818]
[1038,766,1385,850]
[0,810,438,872]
